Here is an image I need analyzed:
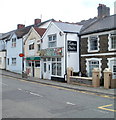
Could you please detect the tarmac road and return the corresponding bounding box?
[2,75,115,118]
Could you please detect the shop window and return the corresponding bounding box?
[52,58,61,76]
[43,58,46,61]
[12,58,16,65]
[48,34,57,48]
[26,61,31,67]
[12,38,16,47]
[35,61,40,67]
[52,63,56,75]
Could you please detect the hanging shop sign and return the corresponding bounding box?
[40,47,63,57]
[26,57,41,61]
[68,41,77,52]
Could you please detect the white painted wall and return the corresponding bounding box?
[41,23,65,78]
[0,51,6,69]
[67,33,79,72]
[6,34,23,73]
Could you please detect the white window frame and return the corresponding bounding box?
[12,38,16,47]
[28,39,35,50]
[12,58,16,65]
[108,33,116,51]
[107,57,116,79]
[86,58,102,77]
[88,36,99,52]
[48,34,57,48]
[51,58,62,76]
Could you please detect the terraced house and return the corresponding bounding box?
[80,4,116,85]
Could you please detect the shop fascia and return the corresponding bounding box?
[40,47,63,57]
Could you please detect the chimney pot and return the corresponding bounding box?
[97,4,110,19]
[17,24,25,29]
[34,19,41,25]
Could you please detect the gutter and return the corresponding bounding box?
[80,27,116,36]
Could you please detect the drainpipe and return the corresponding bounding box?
[78,34,81,76]
[64,33,67,81]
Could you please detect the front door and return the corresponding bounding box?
[47,62,51,80]
[43,58,51,80]
[32,62,34,77]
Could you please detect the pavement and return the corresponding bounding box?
[0,69,115,96]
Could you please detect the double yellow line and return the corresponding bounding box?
[2,75,116,99]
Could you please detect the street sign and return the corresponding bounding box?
[19,53,24,57]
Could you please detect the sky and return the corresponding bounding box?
[0,0,115,33]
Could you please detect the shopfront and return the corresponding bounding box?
[26,57,41,78]
[40,47,65,81]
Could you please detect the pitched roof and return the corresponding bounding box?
[15,26,31,38]
[80,14,116,35]
[53,21,83,33]
[34,27,46,37]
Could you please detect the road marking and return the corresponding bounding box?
[0,82,8,86]
[66,102,75,105]
[18,88,22,91]
[29,92,43,97]
[98,104,116,112]
[2,75,116,99]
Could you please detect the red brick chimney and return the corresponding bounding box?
[17,24,25,29]
[34,19,41,25]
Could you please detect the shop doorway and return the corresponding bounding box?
[32,62,34,77]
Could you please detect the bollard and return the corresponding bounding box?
[92,68,100,87]
[103,68,112,89]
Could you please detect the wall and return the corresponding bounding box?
[41,23,65,78]
[67,33,79,72]
[6,34,23,73]
[0,51,6,69]
[80,30,116,79]
[24,28,41,57]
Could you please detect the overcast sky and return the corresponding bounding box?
[0,0,115,33]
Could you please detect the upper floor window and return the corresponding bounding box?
[29,43,34,50]
[12,38,16,47]
[48,34,57,48]
[88,36,99,52]
[37,44,41,51]
[12,58,16,65]
[110,34,116,50]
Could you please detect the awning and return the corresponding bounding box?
[26,57,41,61]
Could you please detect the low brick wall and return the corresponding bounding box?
[111,79,116,88]
[70,76,92,86]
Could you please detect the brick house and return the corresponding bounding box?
[79,4,116,85]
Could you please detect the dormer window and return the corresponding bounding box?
[12,38,16,47]
[88,36,99,52]
[48,34,57,48]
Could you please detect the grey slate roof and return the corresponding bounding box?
[53,21,83,33]
[80,14,116,35]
